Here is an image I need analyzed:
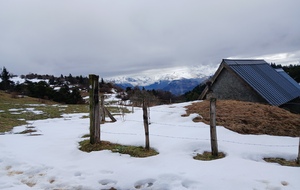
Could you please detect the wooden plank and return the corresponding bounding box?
[104,107,117,122]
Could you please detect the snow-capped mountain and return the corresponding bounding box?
[107,66,211,95]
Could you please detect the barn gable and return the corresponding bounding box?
[200,59,300,106]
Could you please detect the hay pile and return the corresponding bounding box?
[185,100,300,137]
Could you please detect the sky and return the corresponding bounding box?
[0,98,299,189]
[1,0,300,78]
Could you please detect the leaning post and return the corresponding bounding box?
[89,74,100,144]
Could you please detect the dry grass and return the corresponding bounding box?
[79,140,159,158]
[193,151,226,161]
[185,100,300,137]
[264,158,300,167]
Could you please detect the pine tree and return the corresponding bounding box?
[0,67,14,90]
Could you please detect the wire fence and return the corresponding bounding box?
[104,106,299,148]
[102,117,299,148]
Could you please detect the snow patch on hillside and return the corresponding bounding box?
[0,76,49,84]
[107,66,212,86]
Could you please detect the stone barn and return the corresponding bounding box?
[199,59,300,113]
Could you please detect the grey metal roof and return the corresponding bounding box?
[223,59,300,106]
[224,59,267,65]
[276,68,300,90]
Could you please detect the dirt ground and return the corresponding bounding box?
[185,100,300,137]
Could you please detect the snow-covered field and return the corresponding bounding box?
[0,101,299,190]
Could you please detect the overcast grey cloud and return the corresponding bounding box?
[0,0,300,78]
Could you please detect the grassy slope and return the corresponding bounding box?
[185,100,300,137]
[0,91,89,133]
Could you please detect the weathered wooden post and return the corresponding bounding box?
[89,74,100,144]
[210,96,218,156]
[207,81,218,157]
[100,94,105,122]
[297,137,300,164]
[104,107,117,122]
[143,98,150,150]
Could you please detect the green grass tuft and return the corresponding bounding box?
[79,140,159,158]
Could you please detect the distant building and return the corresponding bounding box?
[199,59,300,113]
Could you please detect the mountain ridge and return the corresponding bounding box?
[107,67,209,95]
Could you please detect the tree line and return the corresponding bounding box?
[0,67,85,104]
[270,63,300,82]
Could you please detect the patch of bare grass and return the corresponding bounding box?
[16,129,37,134]
[7,170,24,176]
[263,157,300,167]
[185,100,300,137]
[21,179,36,187]
[79,140,158,158]
[193,151,226,161]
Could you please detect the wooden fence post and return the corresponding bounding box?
[89,74,100,144]
[297,137,300,164]
[206,81,218,157]
[210,95,218,157]
[143,98,150,150]
[100,94,105,122]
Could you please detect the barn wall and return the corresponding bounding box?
[211,69,267,103]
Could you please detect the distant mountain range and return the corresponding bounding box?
[107,66,209,95]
